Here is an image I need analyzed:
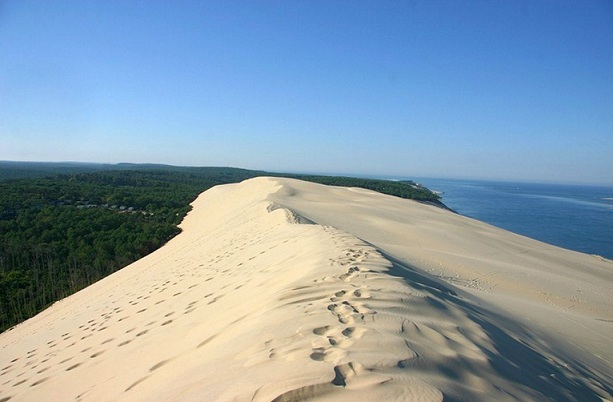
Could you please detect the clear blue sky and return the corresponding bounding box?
[1,1,612,184]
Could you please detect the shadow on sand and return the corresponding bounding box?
[385,252,612,402]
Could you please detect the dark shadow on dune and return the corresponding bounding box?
[383,251,612,402]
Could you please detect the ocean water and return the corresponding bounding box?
[413,178,613,260]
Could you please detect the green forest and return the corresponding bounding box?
[0,163,441,332]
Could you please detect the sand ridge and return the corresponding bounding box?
[1,177,612,401]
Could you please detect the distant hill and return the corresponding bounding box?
[0,161,265,180]
[0,161,110,179]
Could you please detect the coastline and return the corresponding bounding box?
[414,177,613,260]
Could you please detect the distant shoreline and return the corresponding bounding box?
[414,177,613,260]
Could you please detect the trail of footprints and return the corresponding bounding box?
[1,218,390,401]
[263,226,447,398]
[261,227,380,371]
[0,263,233,398]
[0,218,297,400]
[311,242,376,364]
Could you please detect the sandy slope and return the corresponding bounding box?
[1,177,612,401]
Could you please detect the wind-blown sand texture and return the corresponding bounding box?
[1,177,612,401]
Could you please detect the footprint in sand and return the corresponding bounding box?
[313,326,331,336]
[329,290,347,302]
[309,346,347,363]
[30,376,50,387]
[353,288,371,298]
[327,302,361,324]
[90,350,105,358]
[309,348,327,361]
[339,267,360,282]
[65,362,83,371]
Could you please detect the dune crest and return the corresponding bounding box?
[1,177,612,401]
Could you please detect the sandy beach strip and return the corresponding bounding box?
[1,177,612,401]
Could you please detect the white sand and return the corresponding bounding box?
[1,177,612,401]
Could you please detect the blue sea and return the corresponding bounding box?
[411,178,613,260]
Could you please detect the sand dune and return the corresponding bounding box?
[1,177,612,401]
